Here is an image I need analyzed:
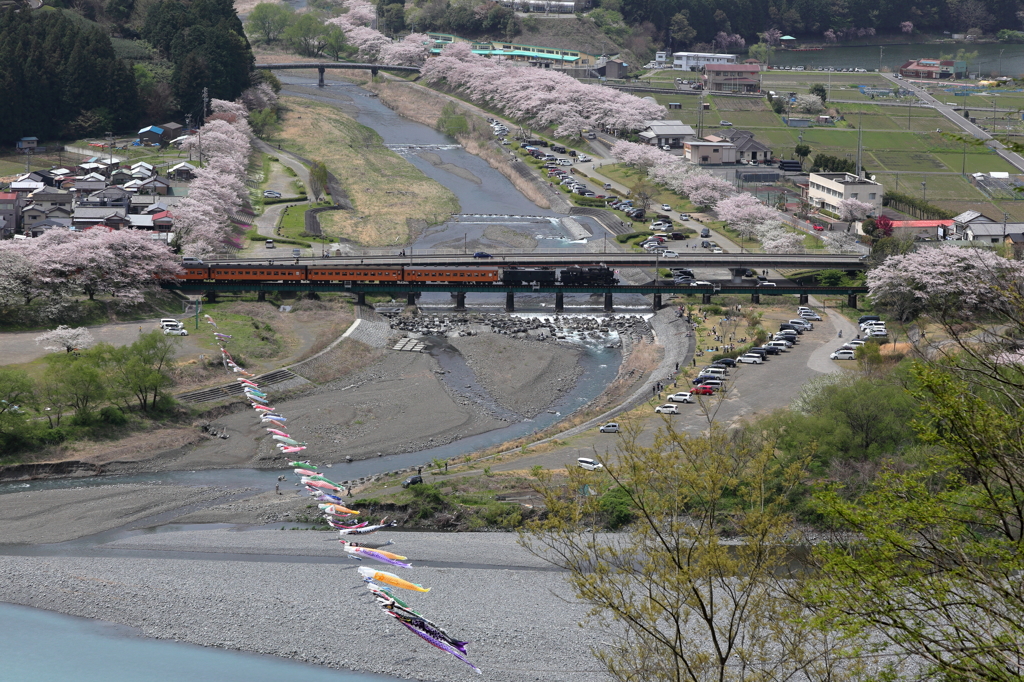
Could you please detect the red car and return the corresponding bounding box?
[691,385,716,395]
[812,224,825,231]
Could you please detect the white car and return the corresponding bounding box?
[737,353,763,364]
[599,422,620,433]
[712,247,724,253]
[845,339,866,347]
[667,392,693,403]
[654,403,679,414]
[689,280,713,287]
[163,327,188,336]
[660,204,672,212]
[661,250,679,258]
[867,329,889,337]
[831,349,856,360]
[577,457,604,470]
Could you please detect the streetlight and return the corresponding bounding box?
[999,48,1005,77]
[921,181,927,203]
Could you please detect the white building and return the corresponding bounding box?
[638,120,696,148]
[807,172,882,216]
[655,51,668,66]
[672,52,737,71]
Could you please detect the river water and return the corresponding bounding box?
[769,43,1024,76]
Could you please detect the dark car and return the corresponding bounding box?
[757,345,781,355]
[779,323,803,334]
[473,251,493,259]
[670,232,686,240]
[858,315,881,325]
[402,475,423,488]
[701,240,711,248]
[712,358,737,367]
[746,348,768,358]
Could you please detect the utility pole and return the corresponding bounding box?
[856,111,863,176]
[106,131,113,166]
[185,115,193,162]
[879,46,884,73]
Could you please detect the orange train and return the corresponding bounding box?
[177,265,500,284]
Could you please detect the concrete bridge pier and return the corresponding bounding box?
[702,293,712,304]
[652,293,662,310]
[799,293,809,305]
[257,291,266,302]
[454,292,467,311]
[205,291,218,303]
[356,292,366,307]
[318,66,325,87]
[751,293,760,305]
[554,292,564,312]
[729,267,747,283]
[505,292,515,312]
[604,293,613,312]
[407,292,418,307]
[847,293,858,309]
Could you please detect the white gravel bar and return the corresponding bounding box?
[0,530,608,681]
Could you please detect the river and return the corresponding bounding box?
[769,42,1024,76]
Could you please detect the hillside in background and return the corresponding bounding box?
[0,0,253,145]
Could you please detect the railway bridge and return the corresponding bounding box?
[255,62,421,87]
[163,280,869,312]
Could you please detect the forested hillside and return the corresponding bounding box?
[607,0,1019,48]
[0,0,253,146]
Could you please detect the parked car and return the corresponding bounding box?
[660,204,672,212]
[661,250,679,258]
[738,353,763,364]
[711,247,723,253]
[719,120,733,126]
[799,310,822,321]
[680,213,691,220]
[599,422,620,433]
[691,384,716,395]
[159,318,180,328]
[181,257,203,265]
[812,224,825,231]
[163,327,187,337]
[788,319,813,331]
[830,349,856,360]
[858,315,881,325]
[473,251,493,259]
[402,475,423,488]
[654,404,679,414]
[712,358,737,367]
[265,240,275,249]
[577,457,604,470]
[746,348,768,358]
[689,280,713,287]
[263,190,282,198]
[667,392,693,403]
[757,345,781,355]
[845,339,866,347]
[867,329,889,338]
[757,281,776,287]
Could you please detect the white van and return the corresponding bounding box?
[577,457,604,470]
[830,349,856,360]
[701,367,727,377]
[557,158,573,166]
[766,340,790,352]
[789,319,813,331]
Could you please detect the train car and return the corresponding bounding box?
[210,265,307,281]
[178,267,212,281]
[500,267,557,285]
[559,266,617,286]
[402,267,500,283]
[307,267,403,283]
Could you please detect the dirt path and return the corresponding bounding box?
[0,319,201,366]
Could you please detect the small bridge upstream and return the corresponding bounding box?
[255,62,421,87]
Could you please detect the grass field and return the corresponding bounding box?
[270,97,459,247]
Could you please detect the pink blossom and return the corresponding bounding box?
[867,246,1024,320]
[716,193,777,240]
[838,198,874,223]
[377,33,432,67]
[679,174,734,207]
[901,21,914,34]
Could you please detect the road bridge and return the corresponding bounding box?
[256,62,421,87]
[163,281,868,311]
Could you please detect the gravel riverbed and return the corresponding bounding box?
[0,530,608,681]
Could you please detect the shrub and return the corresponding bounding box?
[600,486,636,529]
[99,406,128,426]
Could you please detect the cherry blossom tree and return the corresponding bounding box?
[824,29,837,43]
[838,198,874,224]
[240,83,278,111]
[679,174,734,207]
[794,94,825,114]
[377,33,432,67]
[715,193,777,240]
[0,247,42,306]
[35,325,95,353]
[757,222,805,253]
[901,21,914,33]
[714,32,746,52]
[611,140,674,174]
[867,246,1024,321]
[821,230,859,253]
[763,28,782,46]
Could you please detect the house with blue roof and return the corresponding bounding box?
[137,126,164,145]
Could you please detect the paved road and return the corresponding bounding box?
[879,74,1024,172]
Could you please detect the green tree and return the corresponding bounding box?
[284,14,328,57]
[380,2,406,35]
[437,102,468,137]
[669,11,696,49]
[748,42,775,66]
[308,160,329,201]
[44,352,107,421]
[0,367,34,456]
[630,178,657,211]
[522,424,862,682]
[321,24,350,61]
[99,332,178,413]
[794,143,811,163]
[809,83,828,103]
[246,2,294,43]
[249,107,278,139]
[807,362,1024,680]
